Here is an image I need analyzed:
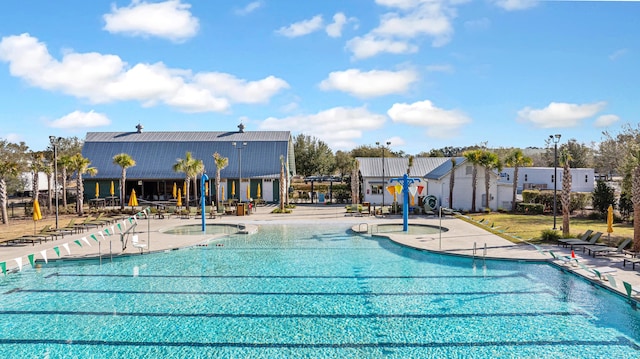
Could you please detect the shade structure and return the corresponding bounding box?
[128,189,138,207]
[95,182,99,198]
[231,181,236,197]
[177,188,182,207]
[607,204,614,234]
[110,181,115,196]
[172,182,177,199]
[32,198,42,221]
[257,183,261,198]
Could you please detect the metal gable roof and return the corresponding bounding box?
[82,131,293,180]
[425,157,467,180]
[357,157,450,178]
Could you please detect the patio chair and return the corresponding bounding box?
[558,230,593,246]
[565,232,603,251]
[583,238,632,258]
[549,250,577,266]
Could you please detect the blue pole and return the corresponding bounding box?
[201,173,209,233]
[390,174,421,232]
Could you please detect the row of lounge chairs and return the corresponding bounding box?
[558,230,633,258]
[1,214,119,246]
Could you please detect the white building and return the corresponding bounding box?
[499,167,595,193]
[358,157,510,211]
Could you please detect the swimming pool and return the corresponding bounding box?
[1,223,639,358]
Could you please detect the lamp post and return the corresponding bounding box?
[550,134,561,230]
[376,141,391,207]
[232,142,247,202]
[49,136,61,229]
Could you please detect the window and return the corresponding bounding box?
[370,184,383,195]
[465,166,473,175]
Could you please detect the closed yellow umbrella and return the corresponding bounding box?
[177,188,182,207]
[95,182,100,198]
[221,186,225,201]
[205,182,209,196]
[32,198,42,235]
[110,181,115,196]
[231,181,235,197]
[183,182,187,196]
[607,204,614,236]
[257,183,261,198]
[128,189,138,207]
[172,182,177,199]
[33,198,42,221]
[247,183,251,200]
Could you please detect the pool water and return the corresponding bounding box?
[1,224,639,358]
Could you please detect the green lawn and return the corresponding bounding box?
[462,213,633,244]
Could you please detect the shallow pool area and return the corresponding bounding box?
[369,223,446,235]
[1,223,639,358]
[161,223,241,235]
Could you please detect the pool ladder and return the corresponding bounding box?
[473,242,487,258]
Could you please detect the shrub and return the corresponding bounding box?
[540,229,561,242]
[516,203,544,214]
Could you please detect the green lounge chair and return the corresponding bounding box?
[564,232,603,251]
[558,230,593,246]
[583,238,632,258]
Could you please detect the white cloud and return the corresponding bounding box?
[425,64,454,73]
[464,17,491,31]
[346,0,455,59]
[609,48,628,61]
[492,0,538,11]
[319,68,418,98]
[517,102,607,128]
[326,13,357,38]
[194,73,290,104]
[236,1,262,16]
[346,35,418,59]
[50,110,111,128]
[103,0,199,42]
[385,136,406,146]
[594,114,620,127]
[276,15,324,38]
[0,33,288,113]
[2,133,22,143]
[259,106,386,149]
[387,100,471,138]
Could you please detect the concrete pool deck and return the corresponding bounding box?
[2,203,639,301]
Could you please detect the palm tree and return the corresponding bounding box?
[58,154,73,208]
[213,152,228,211]
[448,158,457,209]
[560,150,572,238]
[407,155,414,175]
[173,152,203,210]
[463,150,482,212]
[0,140,27,225]
[504,148,533,212]
[112,153,136,210]
[68,154,97,216]
[351,158,360,205]
[29,151,46,203]
[478,150,501,210]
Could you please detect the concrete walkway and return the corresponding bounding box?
[2,203,639,301]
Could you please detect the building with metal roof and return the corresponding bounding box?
[81,124,295,205]
[358,156,511,212]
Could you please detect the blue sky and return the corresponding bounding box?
[0,0,637,154]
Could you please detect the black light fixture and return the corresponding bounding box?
[549,134,561,230]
